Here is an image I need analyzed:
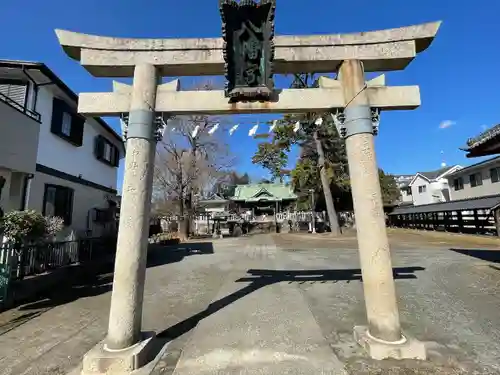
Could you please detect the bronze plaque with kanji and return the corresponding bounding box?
[220,0,276,102]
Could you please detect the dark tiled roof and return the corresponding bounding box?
[389,194,500,215]
[418,166,454,180]
[463,124,500,150]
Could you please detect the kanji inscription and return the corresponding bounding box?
[220,0,276,102]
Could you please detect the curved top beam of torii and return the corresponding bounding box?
[55,21,441,78]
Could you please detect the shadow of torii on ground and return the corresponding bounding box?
[157,266,425,342]
[450,248,500,263]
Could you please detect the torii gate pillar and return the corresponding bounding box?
[339,60,426,359]
[106,64,159,350]
[81,64,161,373]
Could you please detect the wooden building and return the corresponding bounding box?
[231,183,297,216]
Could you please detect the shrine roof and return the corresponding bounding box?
[232,183,297,202]
[461,124,500,158]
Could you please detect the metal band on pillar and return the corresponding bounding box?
[331,107,380,138]
[125,110,155,140]
[121,112,170,143]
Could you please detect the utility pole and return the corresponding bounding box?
[309,188,316,234]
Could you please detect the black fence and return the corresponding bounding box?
[388,209,499,236]
[0,236,117,281]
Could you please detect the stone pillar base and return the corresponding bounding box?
[82,332,156,374]
[354,326,426,361]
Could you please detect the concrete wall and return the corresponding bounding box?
[0,169,24,212]
[0,101,40,173]
[400,188,413,203]
[7,172,24,211]
[0,168,11,212]
[35,85,121,190]
[448,160,500,200]
[28,171,115,236]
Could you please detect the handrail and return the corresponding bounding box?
[0,91,41,122]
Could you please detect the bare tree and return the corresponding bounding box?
[153,105,234,236]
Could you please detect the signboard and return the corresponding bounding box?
[220,0,276,102]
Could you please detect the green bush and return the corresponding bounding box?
[0,210,65,244]
[1,210,46,243]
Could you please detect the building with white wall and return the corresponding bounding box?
[393,175,414,204]
[407,165,462,206]
[0,60,124,237]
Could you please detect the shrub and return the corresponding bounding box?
[0,211,65,244]
[149,232,181,244]
[44,216,65,238]
[1,210,46,243]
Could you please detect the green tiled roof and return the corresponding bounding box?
[232,183,297,202]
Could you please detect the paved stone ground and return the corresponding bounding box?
[0,230,499,374]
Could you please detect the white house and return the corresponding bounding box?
[408,165,462,206]
[0,60,124,237]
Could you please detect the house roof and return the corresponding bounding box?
[408,165,459,186]
[446,156,500,178]
[389,194,500,215]
[461,124,500,157]
[232,183,297,202]
[419,166,455,180]
[0,59,123,145]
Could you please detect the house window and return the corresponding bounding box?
[418,185,426,193]
[0,79,27,106]
[104,143,113,163]
[94,135,120,167]
[453,177,464,191]
[490,167,500,183]
[61,112,72,137]
[50,98,84,146]
[469,172,483,187]
[43,184,74,225]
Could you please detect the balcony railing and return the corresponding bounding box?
[0,91,41,122]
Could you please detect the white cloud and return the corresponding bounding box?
[439,120,455,129]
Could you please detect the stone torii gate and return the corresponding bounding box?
[56,18,440,374]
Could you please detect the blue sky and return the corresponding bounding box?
[2,0,499,190]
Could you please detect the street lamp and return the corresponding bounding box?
[309,188,316,234]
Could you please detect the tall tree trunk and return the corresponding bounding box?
[314,130,341,235]
[186,146,198,237]
[178,161,188,240]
